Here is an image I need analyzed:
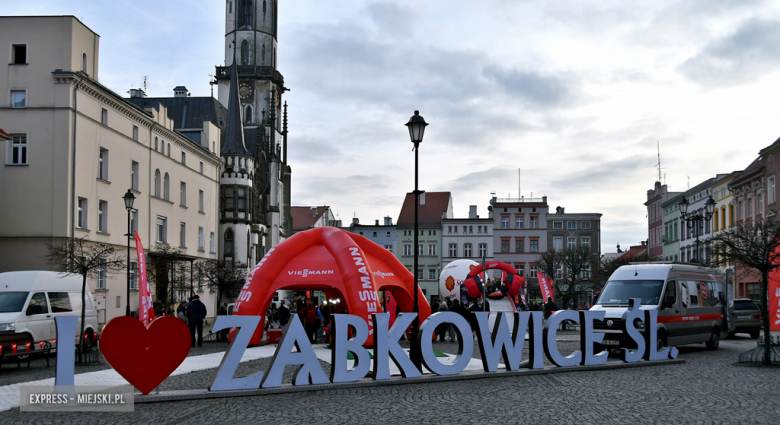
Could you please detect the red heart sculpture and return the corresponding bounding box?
[99,316,191,394]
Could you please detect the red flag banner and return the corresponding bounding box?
[538,273,555,303]
[135,232,154,327]
[770,264,780,332]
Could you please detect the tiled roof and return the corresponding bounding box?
[396,192,452,227]
[618,245,646,261]
[729,156,764,188]
[291,206,330,231]
[127,96,227,131]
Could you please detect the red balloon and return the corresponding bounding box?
[99,316,190,394]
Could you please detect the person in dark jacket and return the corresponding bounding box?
[279,301,291,333]
[544,297,558,320]
[186,295,207,347]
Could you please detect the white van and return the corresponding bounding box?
[590,263,735,351]
[0,271,99,354]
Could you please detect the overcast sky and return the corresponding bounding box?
[8,1,780,252]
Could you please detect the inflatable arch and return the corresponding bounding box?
[463,261,525,299]
[233,227,431,346]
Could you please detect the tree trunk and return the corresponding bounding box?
[762,269,771,365]
[79,273,87,364]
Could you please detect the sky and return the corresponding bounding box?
[7,0,780,252]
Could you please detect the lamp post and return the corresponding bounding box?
[123,189,136,316]
[406,110,428,371]
[678,195,715,264]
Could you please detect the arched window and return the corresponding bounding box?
[154,169,161,197]
[82,53,87,73]
[238,0,252,27]
[241,40,249,64]
[713,210,719,232]
[721,206,726,230]
[245,105,253,124]
[728,203,734,227]
[163,173,170,200]
[225,228,234,256]
[167,143,171,157]
[154,137,158,151]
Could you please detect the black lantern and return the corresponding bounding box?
[405,110,428,145]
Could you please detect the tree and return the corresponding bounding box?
[196,259,247,308]
[594,251,663,287]
[711,218,780,365]
[537,245,596,307]
[145,243,184,306]
[46,236,125,362]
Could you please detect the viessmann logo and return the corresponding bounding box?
[287,269,335,278]
[373,271,395,279]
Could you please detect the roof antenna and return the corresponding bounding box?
[143,76,147,93]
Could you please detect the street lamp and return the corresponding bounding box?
[406,110,428,371]
[678,195,715,263]
[123,189,136,316]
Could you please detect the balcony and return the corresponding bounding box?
[215,65,286,88]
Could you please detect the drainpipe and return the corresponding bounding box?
[70,79,80,272]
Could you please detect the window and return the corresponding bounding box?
[404,244,411,256]
[567,221,577,230]
[530,239,539,252]
[501,239,510,253]
[167,143,171,157]
[469,226,473,234]
[199,190,204,212]
[418,244,423,255]
[479,243,487,257]
[464,243,473,257]
[130,209,138,234]
[770,176,776,204]
[180,182,187,206]
[10,90,26,108]
[553,237,563,251]
[385,245,392,251]
[237,187,247,211]
[180,222,186,247]
[555,263,564,279]
[12,44,27,64]
[581,221,591,230]
[130,261,138,290]
[428,244,436,256]
[225,228,234,256]
[241,40,249,64]
[449,243,457,257]
[417,269,424,280]
[154,169,161,197]
[97,261,107,290]
[478,226,482,234]
[758,193,764,216]
[163,173,170,200]
[132,125,139,141]
[198,227,205,250]
[530,216,538,229]
[8,134,27,165]
[516,216,524,229]
[448,226,452,234]
[210,232,215,253]
[101,108,108,125]
[154,137,159,151]
[515,238,524,253]
[98,148,109,180]
[568,237,576,250]
[82,52,88,73]
[387,232,391,237]
[156,216,167,243]
[529,265,538,278]
[131,161,139,191]
[181,151,186,165]
[454,226,458,234]
[553,221,563,230]
[97,200,107,233]
[225,187,234,211]
[581,237,591,250]
[428,269,437,280]
[77,197,88,229]
[200,161,204,174]
[501,216,509,229]
[245,105,253,124]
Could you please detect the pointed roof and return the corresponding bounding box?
[396,192,453,227]
[221,60,250,156]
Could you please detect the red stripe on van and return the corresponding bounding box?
[657,313,724,323]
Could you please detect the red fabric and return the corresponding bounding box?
[135,232,154,327]
[770,247,780,332]
[538,273,555,302]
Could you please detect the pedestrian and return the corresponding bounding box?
[279,300,291,333]
[301,297,319,343]
[448,300,466,343]
[177,301,188,324]
[185,295,207,347]
[517,298,526,311]
[436,301,449,342]
[544,297,557,320]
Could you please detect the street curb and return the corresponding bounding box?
[135,359,685,404]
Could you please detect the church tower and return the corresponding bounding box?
[217,0,292,266]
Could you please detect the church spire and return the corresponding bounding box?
[221,56,250,156]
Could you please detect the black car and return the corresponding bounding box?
[731,298,762,339]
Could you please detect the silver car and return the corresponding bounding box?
[731,298,762,339]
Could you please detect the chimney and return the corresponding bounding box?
[542,195,547,204]
[469,205,477,219]
[352,217,359,225]
[129,88,146,98]
[173,86,189,98]
[375,219,379,226]
[384,216,392,226]
[311,207,317,217]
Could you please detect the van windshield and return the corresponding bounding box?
[596,280,664,306]
[0,292,30,313]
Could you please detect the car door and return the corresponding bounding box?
[660,280,682,346]
[24,292,53,345]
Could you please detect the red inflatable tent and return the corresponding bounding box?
[233,227,431,346]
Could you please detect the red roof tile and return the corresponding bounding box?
[396,192,452,227]
[291,206,330,231]
[618,245,647,261]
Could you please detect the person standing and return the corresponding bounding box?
[544,297,557,320]
[300,298,318,343]
[186,295,207,347]
[279,301,291,333]
[177,301,188,324]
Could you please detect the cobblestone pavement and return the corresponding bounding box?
[3,334,779,424]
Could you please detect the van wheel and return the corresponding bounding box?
[657,331,667,350]
[83,331,95,349]
[706,329,720,350]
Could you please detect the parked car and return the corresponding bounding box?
[730,298,762,339]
